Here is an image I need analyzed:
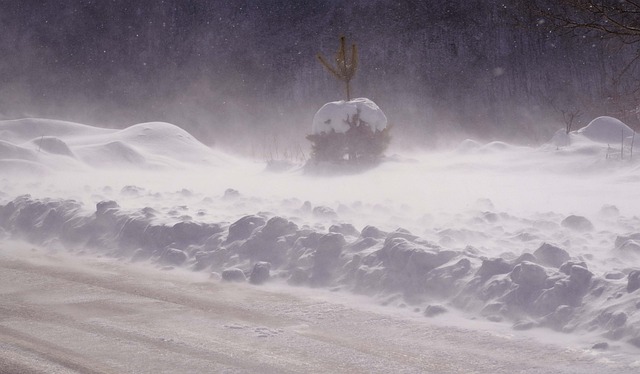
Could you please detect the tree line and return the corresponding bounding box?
[0,0,637,149]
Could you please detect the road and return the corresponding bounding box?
[0,241,636,374]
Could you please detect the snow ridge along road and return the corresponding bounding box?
[0,242,635,374]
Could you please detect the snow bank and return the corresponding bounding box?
[312,98,387,134]
[1,193,639,350]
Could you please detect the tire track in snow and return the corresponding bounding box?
[0,325,113,374]
[0,259,303,373]
[0,247,636,373]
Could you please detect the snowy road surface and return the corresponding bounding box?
[0,242,635,374]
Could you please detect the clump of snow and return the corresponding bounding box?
[222,268,246,282]
[249,261,271,284]
[629,271,640,293]
[424,304,448,317]
[311,98,387,134]
[561,215,594,232]
[532,243,570,268]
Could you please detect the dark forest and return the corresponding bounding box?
[1,1,637,152]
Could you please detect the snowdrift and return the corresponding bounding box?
[2,116,640,352]
[577,116,635,144]
[0,118,229,172]
[1,192,639,351]
[547,116,637,160]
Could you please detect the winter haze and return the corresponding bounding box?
[2,1,636,150]
[1,1,640,373]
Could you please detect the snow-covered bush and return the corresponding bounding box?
[307,98,391,167]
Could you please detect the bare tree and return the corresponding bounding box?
[526,1,640,127]
[531,0,640,43]
[561,108,582,134]
[534,84,584,134]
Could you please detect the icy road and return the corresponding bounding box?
[0,242,635,374]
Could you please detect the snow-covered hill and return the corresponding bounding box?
[1,117,640,358]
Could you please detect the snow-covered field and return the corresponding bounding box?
[1,117,640,371]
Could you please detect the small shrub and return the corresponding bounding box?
[306,109,391,166]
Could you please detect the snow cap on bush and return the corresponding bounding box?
[312,98,387,135]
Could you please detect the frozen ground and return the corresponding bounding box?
[1,117,640,371]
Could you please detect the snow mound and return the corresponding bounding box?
[455,139,482,153]
[478,141,527,153]
[75,141,147,167]
[576,116,635,144]
[111,122,215,164]
[312,98,387,134]
[549,130,570,148]
[0,159,51,176]
[0,118,230,169]
[30,136,74,156]
[0,118,111,143]
[0,140,36,160]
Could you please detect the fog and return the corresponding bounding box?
[2,1,640,371]
[1,116,640,366]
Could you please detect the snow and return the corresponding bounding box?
[0,245,629,373]
[0,118,233,173]
[2,117,640,362]
[312,98,388,134]
[577,116,635,144]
